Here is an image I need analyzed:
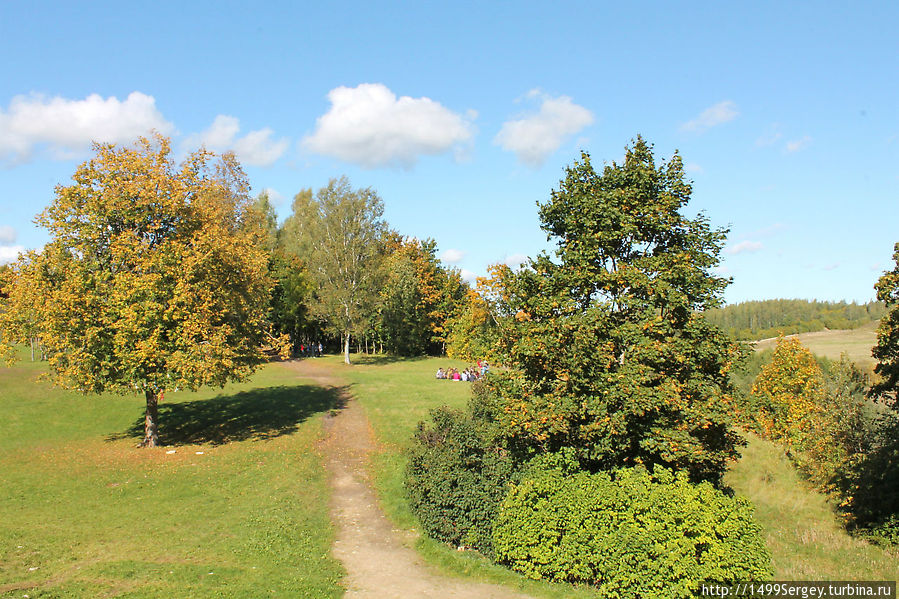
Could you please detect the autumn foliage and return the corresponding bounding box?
[0,135,285,446]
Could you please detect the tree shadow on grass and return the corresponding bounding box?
[109,384,347,446]
[351,354,431,366]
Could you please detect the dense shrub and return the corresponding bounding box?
[493,463,772,597]
[836,411,899,545]
[404,406,517,557]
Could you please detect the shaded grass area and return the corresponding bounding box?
[0,356,344,598]
[110,384,346,446]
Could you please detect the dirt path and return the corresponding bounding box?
[289,359,532,599]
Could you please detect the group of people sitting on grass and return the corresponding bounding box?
[435,361,489,381]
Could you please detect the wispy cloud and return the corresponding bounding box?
[440,248,465,264]
[185,115,288,167]
[302,83,475,169]
[261,187,285,205]
[680,101,739,133]
[503,253,528,269]
[684,162,704,174]
[755,123,783,147]
[0,225,16,245]
[460,269,478,284]
[725,240,763,255]
[0,92,174,163]
[785,135,812,153]
[494,89,594,167]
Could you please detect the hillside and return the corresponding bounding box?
[705,299,883,341]
[751,322,879,372]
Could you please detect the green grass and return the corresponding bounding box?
[0,353,344,598]
[726,433,898,580]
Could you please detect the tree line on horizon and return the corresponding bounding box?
[705,298,885,340]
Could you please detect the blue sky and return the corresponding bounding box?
[1,1,896,304]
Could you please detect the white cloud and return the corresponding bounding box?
[785,135,812,153]
[185,115,288,167]
[822,262,839,271]
[755,123,783,147]
[440,248,465,264]
[0,225,16,244]
[261,187,285,205]
[0,92,174,162]
[680,101,739,133]
[0,245,25,264]
[460,269,478,284]
[684,162,704,174]
[302,83,475,168]
[494,90,594,167]
[503,253,528,269]
[725,240,763,255]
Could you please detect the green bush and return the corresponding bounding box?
[404,406,517,558]
[493,464,772,597]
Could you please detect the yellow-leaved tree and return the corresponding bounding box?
[0,135,286,447]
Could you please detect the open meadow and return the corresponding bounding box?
[752,323,879,373]
[0,351,344,598]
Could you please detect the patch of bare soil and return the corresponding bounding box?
[289,359,532,599]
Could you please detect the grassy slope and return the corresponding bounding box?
[334,353,898,592]
[726,434,898,580]
[0,353,343,598]
[752,322,878,372]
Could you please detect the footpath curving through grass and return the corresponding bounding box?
[0,353,344,598]
[332,353,898,594]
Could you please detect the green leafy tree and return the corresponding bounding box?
[476,138,743,484]
[281,177,386,364]
[0,136,285,446]
[377,234,468,356]
[872,242,899,401]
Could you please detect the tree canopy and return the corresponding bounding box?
[0,135,283,446]
[475,137,743,484]
[280,177,386,364]
[872,242,899,402]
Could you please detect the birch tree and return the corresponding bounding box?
[283,177,385,364]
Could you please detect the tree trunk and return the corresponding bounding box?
[344,332,351,365]
[142,389,161,447]
[30,337,35,362]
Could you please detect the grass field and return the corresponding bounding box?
[0,353,344,598]
[752,322,879,372]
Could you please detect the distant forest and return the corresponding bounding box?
[704,299,885,340]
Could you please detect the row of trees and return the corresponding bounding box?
[0,135,469,445]
[253,178,468,364]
